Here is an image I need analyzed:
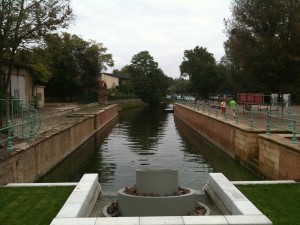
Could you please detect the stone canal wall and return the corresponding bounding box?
[174,103,300,180]
[174,103,264,161]
[0,104,118,185]
[259,134,300,180]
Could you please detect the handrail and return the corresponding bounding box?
[174,99,299,144]
[0,99,41,151]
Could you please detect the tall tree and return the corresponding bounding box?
[44,33,113,99]
[128,51,168,104]
[0,0,74,93]
[180,46,220,98]
[224,0,300,100]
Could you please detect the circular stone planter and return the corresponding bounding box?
[102,200,211,217]
[102,169,211,217]
[118,187,196,216]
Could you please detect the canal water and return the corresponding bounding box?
[39,105,259,192]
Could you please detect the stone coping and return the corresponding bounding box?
[48,173,273,225]
[50,215,272,225]
[6,183,78,187]
[55,174,101,219]
[259,133,300,152]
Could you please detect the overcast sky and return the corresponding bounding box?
[68,0,232,78]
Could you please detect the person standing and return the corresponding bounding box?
[229,98,237,118]
[220,100,226,116]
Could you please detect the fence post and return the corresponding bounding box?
[29,113,34,142]
[7,120,13,152]
[266,110,271,136]
[202,101,204,113]
[291,114,297,144]
[235,105,239,124]
[287,107,291,130]
[208,103,211,115]
[250,108,254,129]
[215,109,218,117]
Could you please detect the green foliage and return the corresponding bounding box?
[0,0,74,91]
[180,46,221,98]
[224,0,300,100]
[168,78,191,94]
[128,51,168,105]
[16,48,53,84]
[43,33,114,100]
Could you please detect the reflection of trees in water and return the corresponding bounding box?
[120,105,168,155]
[38,117,118,184]
[174,117,259,181]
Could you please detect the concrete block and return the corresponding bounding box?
[140,216,184,225]
[182,215,229,225]
[66,191,89,204]
[232,200,263,215]
[50,218,96,225]
[75,180,94,192]
[209,173,228,181]
[55,173,100,218]
[80,173,98,182]
[56,203,82,218]
[95,217,140,225]
[225,215,272,224]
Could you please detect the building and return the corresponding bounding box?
[0,63,44,108]
[99,73,131,89]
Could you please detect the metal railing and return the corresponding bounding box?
[175,99,299,144]
[0,99,41,151]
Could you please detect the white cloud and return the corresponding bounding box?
[68,0,232,78]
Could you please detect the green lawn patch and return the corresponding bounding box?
[0,186,74,225]
[237,183,300,225]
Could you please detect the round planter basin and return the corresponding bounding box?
[117,187,196,216]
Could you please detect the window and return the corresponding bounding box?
[14,89,19,98]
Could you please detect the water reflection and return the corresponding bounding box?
[38,105,259,191]
[123,105,168,155]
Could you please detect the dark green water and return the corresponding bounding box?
[39,105,259,191]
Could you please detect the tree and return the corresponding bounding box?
[224,0,300,100]
[0,0,74,94]
[43,33,113,100]
[180,46,220,98]
[113,66,134,95]
[128,51,168,104]
[168,78,191,96]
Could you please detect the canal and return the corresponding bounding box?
[39,105,259,192]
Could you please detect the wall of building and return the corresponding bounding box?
[100,74,119,89]
[0,105,118,185]
[1,65,33,104]
[33,85,45,108]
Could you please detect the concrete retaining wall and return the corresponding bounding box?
[259,134,300,180]
[0,105,118,185]
[174,103,264,162]
[174,103,300,180]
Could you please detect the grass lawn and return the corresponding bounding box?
[0,186,74,225]
[237,183,300,225]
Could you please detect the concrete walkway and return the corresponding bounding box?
[37,103,81,134]
[0,103,94,159]
[222,105,300,133]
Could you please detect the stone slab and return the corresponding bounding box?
[182,215,229,225]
